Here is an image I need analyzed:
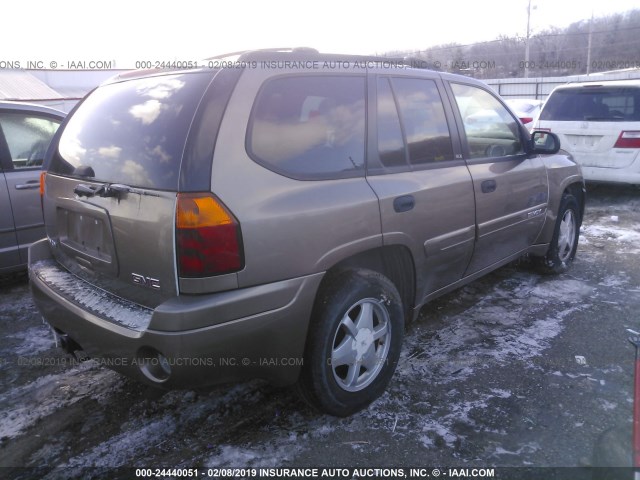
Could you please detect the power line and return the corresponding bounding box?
[397,18,640,55]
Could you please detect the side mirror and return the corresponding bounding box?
[530,131,561,155]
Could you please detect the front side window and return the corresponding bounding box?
[451,83,524,159]
[0,113,60,169]
[248,75,366,180]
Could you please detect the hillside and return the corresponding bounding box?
[387,8,640,78]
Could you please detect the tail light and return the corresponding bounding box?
[519,117,534,125]
[614,131,640,149]
[39,172,46,197]
[39,172,46,211]
[176,193,243,277]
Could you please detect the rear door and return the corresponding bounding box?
[44,71,215,308]
[0,109,61,268]
[447,81,548,274]
[366,74,476,302]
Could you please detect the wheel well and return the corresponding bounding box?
[565,182,585,224]
[320,245,416,323]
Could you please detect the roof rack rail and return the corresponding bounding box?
[204,48,303,61]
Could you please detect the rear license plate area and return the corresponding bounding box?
[58,208,112,263]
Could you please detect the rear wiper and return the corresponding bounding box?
[73,183,105,198]
[73,183,159,199]
[104,184,160,198]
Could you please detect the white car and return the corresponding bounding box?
[533,80,640,185]
[505,98,544,129]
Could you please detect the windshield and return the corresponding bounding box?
[51,72,212,190]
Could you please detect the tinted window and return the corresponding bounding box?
[376,78,406,168]
[0,113,60,168]
[392,78,454,165]
[52,72,212,190]
[540,86,640,122]
[451,83,524,159]
[249,75,365,179]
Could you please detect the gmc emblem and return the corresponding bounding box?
[131,273,161,290]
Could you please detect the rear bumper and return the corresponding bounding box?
[581,165,640,184]
[570,149,640,184]
[28,238,322,388]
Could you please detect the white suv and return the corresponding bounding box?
[534,79,640,184]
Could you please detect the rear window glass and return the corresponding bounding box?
[248,75,366,180]
[540,86,640,122]
[51,72,212,190]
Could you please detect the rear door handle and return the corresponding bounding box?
[15,181,40,190]
[481,180,497,193]
[393,195,415,213]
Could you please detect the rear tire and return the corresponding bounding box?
[298,268,404,417]
[535,193,581,274]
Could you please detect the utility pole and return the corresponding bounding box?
[524,0,532,78]
[586,11,594,75]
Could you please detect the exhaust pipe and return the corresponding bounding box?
[57,333,88,361]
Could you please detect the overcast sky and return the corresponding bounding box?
[3,0,638,68]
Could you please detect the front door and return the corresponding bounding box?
[447,82,548,275]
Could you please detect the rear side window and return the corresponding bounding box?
[248,75,366,180]
[51,72,212,190]
[0,113,60,169]
[391,78,455,166]
[540,86,640,122]
[374,77,454,172]
[451,83,524,160]
[376,78,406,168]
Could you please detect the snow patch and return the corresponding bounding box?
[6,326,56,356]
[599,399,617,411]
[530,279,594,304]
[206,437,303,468]
[598,274,629,288]
[0,365,122,439]
[61,416,176,469]
[582,224,640,244]
[493,442,540,457]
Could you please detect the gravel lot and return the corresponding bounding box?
[1,184,639,479]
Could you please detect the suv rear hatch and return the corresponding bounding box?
[43,71,217,309]
[536,84,640,169]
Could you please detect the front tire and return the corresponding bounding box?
[298,269,404,416]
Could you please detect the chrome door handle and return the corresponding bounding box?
[15,182,39,190]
